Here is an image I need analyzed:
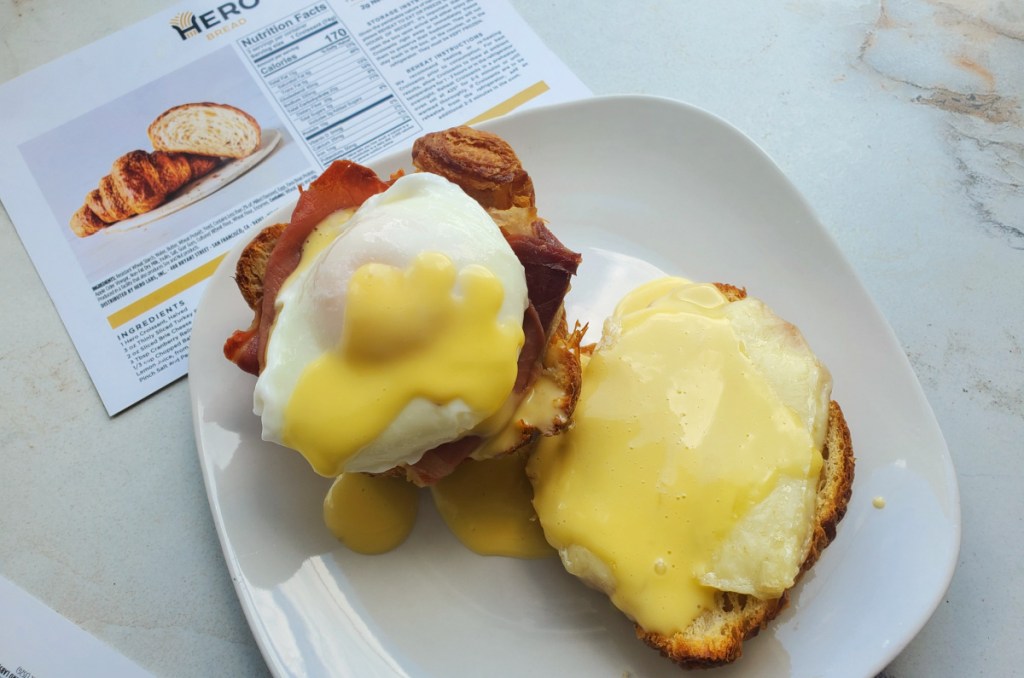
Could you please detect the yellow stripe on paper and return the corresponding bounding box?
[106,253,227,329]
[464,81,550,125]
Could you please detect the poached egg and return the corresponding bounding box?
[254,172,529,477]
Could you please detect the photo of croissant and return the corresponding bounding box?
[70,102,263,238]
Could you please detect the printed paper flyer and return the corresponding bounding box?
[0,0,590,414]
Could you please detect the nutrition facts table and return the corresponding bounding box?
[239,3,420,166]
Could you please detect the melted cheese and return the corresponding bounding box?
[282,252,524,476]
[528,278,828,636]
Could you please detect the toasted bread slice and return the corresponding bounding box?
[530,282,854,668]
[638,399,854,668]
[234,222,287,310]
[641,283,854,667]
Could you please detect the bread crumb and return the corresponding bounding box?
[872,496,886,509]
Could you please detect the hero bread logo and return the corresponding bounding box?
[169,0,260,41]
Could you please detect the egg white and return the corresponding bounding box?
[253,172,529,474]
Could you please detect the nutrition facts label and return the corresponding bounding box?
[239,3,420,166]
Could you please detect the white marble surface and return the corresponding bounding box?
[1,1,1020,676]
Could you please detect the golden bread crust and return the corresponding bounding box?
[411,126,536,210]
[70,150,221,237]
[539,317,585,437]
[111,150,166,214]
[69,205,107,238]
[481,314,586,458]
[713,282,747,302]
[234,222,287,310]
[88,176,134,222]
[637,401,855,668]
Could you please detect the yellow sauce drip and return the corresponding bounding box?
[323,473,419,554]
[323,455,553,558]
[470,372,569,460]
[529,278,823,635]
[302,208,356,262]
[283,251,524,476]
[431,452,554,558]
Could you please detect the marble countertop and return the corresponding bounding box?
[1,1,1020,676]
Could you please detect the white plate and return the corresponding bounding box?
[100,129,281,233]
[189,95,960,678]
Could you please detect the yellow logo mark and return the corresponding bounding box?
[170,12,201,39]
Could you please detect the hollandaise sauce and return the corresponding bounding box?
[528,278,824,636]
[323,454,553,558]
[284,251,524,477]
[323,473,419,554]
[431,452,553,558]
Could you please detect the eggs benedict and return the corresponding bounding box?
[223,126,583,489]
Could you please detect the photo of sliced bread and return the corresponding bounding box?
[148,102,261,159]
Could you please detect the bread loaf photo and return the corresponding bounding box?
[69,102,262,237]
[70,150,220,237]
[148,102,261,159]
